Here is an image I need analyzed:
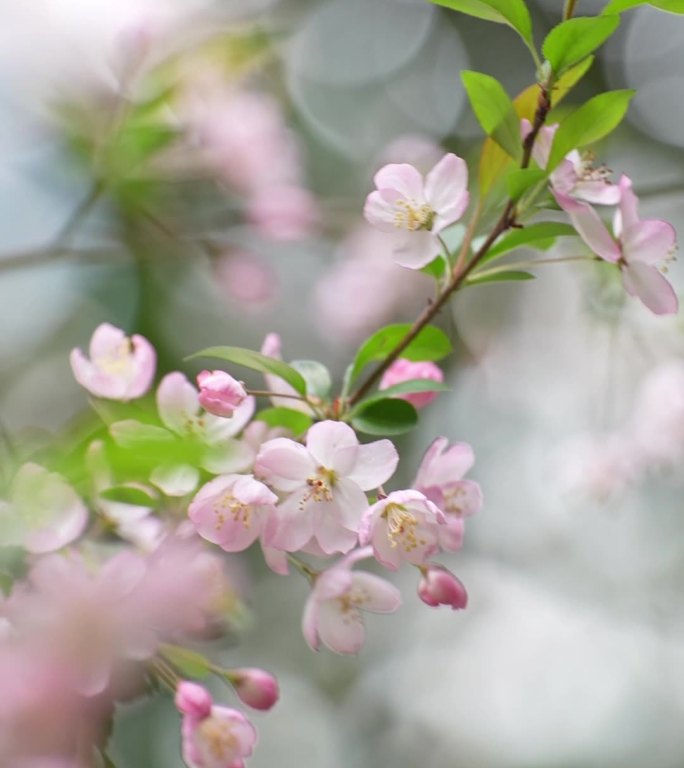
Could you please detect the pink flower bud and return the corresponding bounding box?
[175,681,213,719]
[379,359,444,409]
[196,370,247,417]
[230,667,280,711]
[418,564,468,610]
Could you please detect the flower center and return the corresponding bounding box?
[393,199,435,232]
[198,717,239,762]
[442,485,467,516]
[213,492,252,530]
[301,467,337,507]
[95,340,135,376]
[577,151,611,183]
[382,502,426,552]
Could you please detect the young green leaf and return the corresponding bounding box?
[350,324,452,384]
[603,0,684,13]
[461,71,522,160]
[547,90,635,171]
[159,644,212,679]
[290,360,332,398]
[482,222,577,263]
[351,398,418,436]
[188,346,307,396]
[99,485,158,507]
[430,0,534,47]
[542,15,620,75]
[506,168,548,201]
[352,379,450,412]
[466,270,536,285]
[255,407,312,436]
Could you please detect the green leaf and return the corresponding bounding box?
[350,324,452,384]
[483,222,577,263]
[467,270,536,285]
[290,360,332,398]
[430,0,534,47]
[547,90,635,171]
[160,644,212,679]
[352,379,450,412]
[421,254,448,280]
[542,15,620,75]
[603,0,684,13]
[100,485,158,507]
[188,346,307,396]
[351,398,418,436]
[255,407,312,436]
[506,168,548,201]
[461,71,522,159]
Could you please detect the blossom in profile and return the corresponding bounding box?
[379,359,444,409]
[188,474,278,553]
[175,681,257,768]
[556,175,678,315]
[255,421,398,555]
[413,437,483,551]
[417,564,468,610]
[302,548,401,655]
[359,489,445,570]
[364,153,469,269]
[228,668,280,711]
[0,464,87,554]
[522,119,620,205]
[197,370,248,418]
[70,323,156,400]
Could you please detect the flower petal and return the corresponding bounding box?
[424,153,469,229]
[157,372,200,433]
[255,438,316,490]
[363,189,401,232]
[554,191,621,263]
[392,230,441,269]
[350,571,401,613]
[316,600,365,655]
[623,220,676,266]
[348,439,399,491]
[374,163,424,199]
[621,262,678,315]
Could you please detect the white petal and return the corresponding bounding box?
[306,421,358,475]
[393,230,441,269]
[156,372,200,433]
[424,153,469,227]
[350,572,401,613]
[348,439,399,491]
[621,263,678,315]
[316,600,365,655]
[374,163,424,198]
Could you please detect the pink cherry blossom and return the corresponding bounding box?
[175,682,257,768]
[522,119,620,205]
[188,474,278,553]
[417,564,468,609]
[413,437,483,551]
[197,370,248,418]
[364,153,469,269]
[359,489,445,570]
[255,421,398,555]
[229,668,279,711]
[302,547,401,655]
[379,358,444,409]
[70,323,156,400]
[0,463,87,554]
[556,175,678,315]
[246,184,319,241]
[213,251,278,311]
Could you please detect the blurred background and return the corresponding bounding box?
[2,0,684,765]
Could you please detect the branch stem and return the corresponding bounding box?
[563,0,578,20]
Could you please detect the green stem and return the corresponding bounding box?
[286,554,317,581]
[563,0,578,20]
[468,254,595,281]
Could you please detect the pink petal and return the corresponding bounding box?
[363,189,401,232]
[438,515,465,551]
[157,372,200,433]
[623,220,676,266]
[306,421,359,475]
[89,322,126,359]
[313,502,359,554]
[316,600,365,655]
[348,439,399,491]
[330,477,369,532]
[261,543,289,575]
[264,489,315,551]
[621,262,679,315]
[392,230,441,269]
[127,334,156,398]
[350,572,401,613]
[69,349,126,399]
[373,163,424,199]
[555,191,621,263]
[254,438,315,490]
[617,174,639,232]
[571,180,621,206]
[424,153,469,229]
[531,123,557,169]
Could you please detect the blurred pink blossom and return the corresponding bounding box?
[364,153,469,268]
[0,464,87,554]
[70,323,156,400]
[229,668,280,711]
[302,547,401,655]
[247,185,319,241]
[214,252,278,311]
[379,358,444,409]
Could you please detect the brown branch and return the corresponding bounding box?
[348,84,551,407]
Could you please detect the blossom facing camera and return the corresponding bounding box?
[418,564,468,609]
[197,370,248,417]
[379,359,444,409]
[70,323,156,400]
[229,668,280,711]
[364,153,469,269]
[175,681,257,768]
